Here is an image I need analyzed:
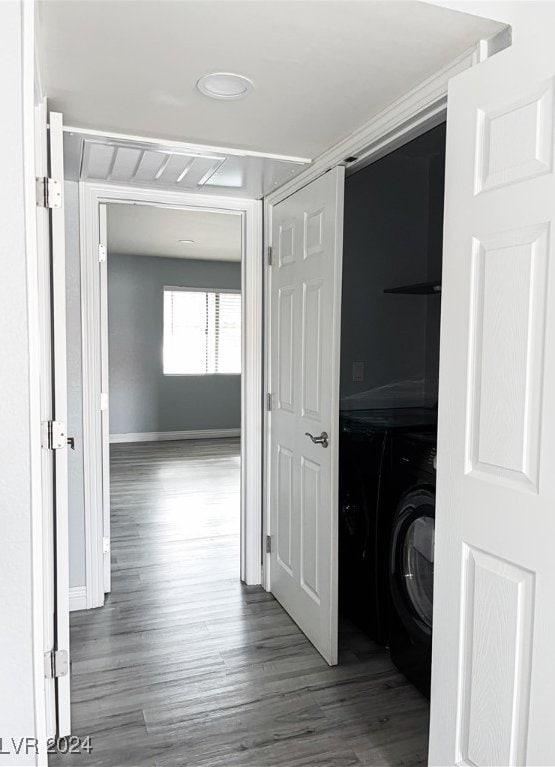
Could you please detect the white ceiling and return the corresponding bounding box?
[106,204,242,262]
[38,1,504,159]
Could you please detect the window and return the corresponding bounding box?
[163,288,241,375]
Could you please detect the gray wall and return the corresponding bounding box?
[340,124,445,409]
[108,253,241,435]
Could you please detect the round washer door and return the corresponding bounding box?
[389,488,435,642]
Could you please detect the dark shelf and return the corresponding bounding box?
[384,281,441,295]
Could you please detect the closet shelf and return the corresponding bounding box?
[383,281,441,295]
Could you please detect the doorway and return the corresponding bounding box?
[103,202,243,589]
[78,185,263,614]
[338,122,447,753]
[264,121,446,761]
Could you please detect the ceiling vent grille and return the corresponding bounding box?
[82,140,227,189]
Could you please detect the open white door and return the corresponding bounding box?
[430,41,555,766]
[99,203,111,594]
[36,97,57,740]
[269,167,344,665]
[47,111,71,736]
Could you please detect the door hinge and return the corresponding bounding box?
[98,243,107,263]
[265,535,272,554]
[41,420,67,450]
[44,649,68,679]
[103,537,110,554]
[267,245,274,267]
[100,392,108,411]
[36,177,62,209]
[266,393,273,411]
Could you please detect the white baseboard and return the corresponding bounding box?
[69,586,88,612]
[109,428,241,444]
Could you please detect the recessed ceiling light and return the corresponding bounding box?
[197,72,254,101]
[178,239,195,245]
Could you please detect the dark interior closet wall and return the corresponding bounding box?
[340,123,446,409]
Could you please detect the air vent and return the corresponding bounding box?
[82,140,227,189]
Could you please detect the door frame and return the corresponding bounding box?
[262,43,493,589]
[80,182,263,608]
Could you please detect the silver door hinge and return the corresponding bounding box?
[103,537,110,554]
[266,393,273,411]
[98,243,107,263]
[41,420,67,450]
[265,535,272,554]
[36,177,62,209]
[267,245,274,267]
[44,649,68,679]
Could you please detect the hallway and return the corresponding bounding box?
[53,439,429,767]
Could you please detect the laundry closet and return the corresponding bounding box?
[338,123,446,698]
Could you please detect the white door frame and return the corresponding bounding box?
[79,182,263,609]
[262,43,491,589]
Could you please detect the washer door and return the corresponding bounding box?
[390,488,435,642]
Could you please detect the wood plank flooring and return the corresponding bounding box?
[51,439,429,767]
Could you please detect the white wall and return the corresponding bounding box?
[0,1,47,763]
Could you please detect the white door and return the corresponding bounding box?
[47,111,72,736]
[430,43,555,766]
[36,98,57,740]
[99,203,111,594]
[269,167,344,665]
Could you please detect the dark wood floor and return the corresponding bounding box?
[52,439,429,767]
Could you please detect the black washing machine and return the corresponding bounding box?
[385,429,437,698]
[339,408,437,645]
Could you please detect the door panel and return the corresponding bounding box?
[300,455,320,602]
[269,168,344,665]
[430,42,555,767]
[278,287,295,412]
[49,111,71,737]
[302,279,323,418]
[36,97,57,740]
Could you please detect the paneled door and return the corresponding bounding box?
[269,167,344,665]
[430,40,555,766]
[46,111,71,736]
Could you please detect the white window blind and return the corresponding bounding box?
[163,288,241,375]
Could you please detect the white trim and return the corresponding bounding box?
[81,182,263,608]
[80,183,104,609]
[110,428,241,443]
[262,45,484,591]
[98,203,111,595]
[64,124,311,165]
[69,586,87,612]
[241,197,264,586]
[33,22,44,105]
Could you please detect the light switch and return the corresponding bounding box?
[352,361,364,383]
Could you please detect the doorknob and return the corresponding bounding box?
[305,431,329,448]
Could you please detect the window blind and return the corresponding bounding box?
[163,288,241,375]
